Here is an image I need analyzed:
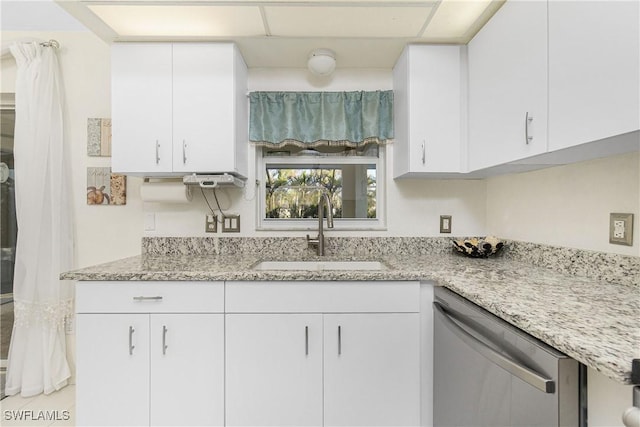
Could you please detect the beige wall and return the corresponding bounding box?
[486,152,640,256]
[1,31,144,268]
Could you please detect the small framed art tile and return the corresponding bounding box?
[87,118,112,156]
[87,167,126,205]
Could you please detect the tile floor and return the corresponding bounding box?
[0,385,75,426]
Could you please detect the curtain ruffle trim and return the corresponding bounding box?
[251,137,393,148]
[13,299,73,329]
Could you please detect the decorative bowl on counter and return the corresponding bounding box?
[452,236,504,258]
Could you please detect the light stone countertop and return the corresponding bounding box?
[61,252,640,385]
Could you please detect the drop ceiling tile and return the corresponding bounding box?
[264,6,433,38]
[88,5,265,37]
[421,0,492,39]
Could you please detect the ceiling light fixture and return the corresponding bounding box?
[307,48,336,76]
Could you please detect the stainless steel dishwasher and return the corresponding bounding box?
[433,287,584,427]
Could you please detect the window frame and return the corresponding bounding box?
[255,146,387,231]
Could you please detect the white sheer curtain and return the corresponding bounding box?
[6,41,74,397]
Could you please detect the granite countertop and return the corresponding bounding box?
[61,252,640,385]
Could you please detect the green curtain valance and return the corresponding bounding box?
[249,90,394,147]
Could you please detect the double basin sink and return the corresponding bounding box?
[252,260,388,271]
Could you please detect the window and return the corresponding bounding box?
[257,144,385,230]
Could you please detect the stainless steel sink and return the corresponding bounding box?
[252,260,388,271]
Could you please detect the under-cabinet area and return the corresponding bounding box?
[75,280,429,427]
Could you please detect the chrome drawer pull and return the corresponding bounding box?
[133,296,163,302]
[155,140,160,164]
[162,325,168,355]
[338,325,342,356]
[182,139,187,164]
[525,112,534,144]
[129,326,135,355]
[305,326,309,356]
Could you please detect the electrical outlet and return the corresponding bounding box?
[609,213,633,246]
[440,215,452,234]
[205,214,217,233]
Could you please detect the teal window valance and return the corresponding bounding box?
[249,90,394,147]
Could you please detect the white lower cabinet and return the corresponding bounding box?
[77,313,150,427]
[323,314,420,426]
[76,281,422,427]
[149,314,224,427]
[225,314,324,426]
[76,282,225,427]
[225,281,421,427]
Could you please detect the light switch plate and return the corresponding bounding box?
[144,213,156,231]
[222,214,240,233]
[440,215,452,234]
[609,213,633,246]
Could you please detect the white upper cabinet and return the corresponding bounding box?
[393,45,464,177]
[111,42,248,177]
[111,43,173,174]
[467,0,548,171]
[548,0,640,151]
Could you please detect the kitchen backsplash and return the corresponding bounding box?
[142,236,639,288]
[501,239,639,288]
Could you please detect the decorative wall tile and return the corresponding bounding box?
[87,167,126,205]
[87,118,111,157]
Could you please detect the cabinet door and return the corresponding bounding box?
[225,314,323,427]
[111,43,173,174]
[393,45,462,176]
[172,43,236,173]
[150,314,224,426]
[323,313,420,426]
[76,314,149,427]
[411,46,462,173]
[468,0,548,171]
[548,0,640,151]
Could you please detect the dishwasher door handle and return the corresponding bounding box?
[433,301,555,394]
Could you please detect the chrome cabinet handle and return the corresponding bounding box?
[162,325,168,355]
[421,140,426,165]
[155,140,160,164]
[129,326,135,355]
[525,112,533,144]
[182,139,187,164]
[133,296,163,302]
[433,302,555,393]
[305,326,309,356]
[338,325,342,355]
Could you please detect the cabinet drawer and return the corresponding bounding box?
[226,281,420,313]
[76,281,224,313]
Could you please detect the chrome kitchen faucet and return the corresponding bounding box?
[307,192,334,256]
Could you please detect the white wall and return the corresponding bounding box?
[486,152,640,256]
[1,31,144,268]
